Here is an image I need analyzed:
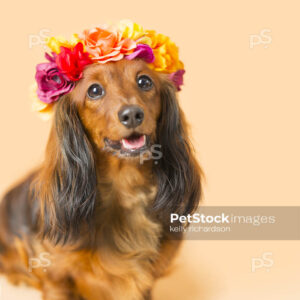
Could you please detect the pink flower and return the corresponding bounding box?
[169,69,185,91]
[125,44,154,63]
[35,53,74,103]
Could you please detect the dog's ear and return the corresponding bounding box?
[34,95,97,244]
[154,79,202,223]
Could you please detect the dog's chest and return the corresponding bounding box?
[97,178,161,254]
[72,180,161,299]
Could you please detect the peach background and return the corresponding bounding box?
[0,0,300,299]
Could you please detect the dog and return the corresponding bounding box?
[0,59,201,299]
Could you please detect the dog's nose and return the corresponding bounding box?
[118,105,144,129]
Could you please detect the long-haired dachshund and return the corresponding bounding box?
[0,56,201,299]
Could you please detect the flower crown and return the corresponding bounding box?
[31,20,185,120]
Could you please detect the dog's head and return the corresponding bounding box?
[36,59,201,243]
[72,59,162,158]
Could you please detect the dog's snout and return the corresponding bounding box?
[118,105,144,129]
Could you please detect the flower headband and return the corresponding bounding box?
[31,20,185,120]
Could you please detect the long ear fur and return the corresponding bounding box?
[34,95,97,244]
[154,80,202,222]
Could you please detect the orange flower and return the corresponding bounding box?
[80,27,136,63]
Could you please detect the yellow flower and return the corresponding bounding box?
[143,30,184,73]
[117,20,146,41]
[29,83,53,121]
[47,34,82,54]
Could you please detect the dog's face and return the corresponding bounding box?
[69,59,162,158]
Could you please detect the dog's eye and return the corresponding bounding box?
[137,75,153,91]
[87,84,105,100]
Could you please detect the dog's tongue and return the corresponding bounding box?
[122,135,145,150]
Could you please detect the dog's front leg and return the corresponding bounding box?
[42,280,82,300]
[144,290,152,300]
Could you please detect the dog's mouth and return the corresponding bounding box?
[104,133,149,157]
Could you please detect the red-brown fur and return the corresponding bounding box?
[0,59,201,300]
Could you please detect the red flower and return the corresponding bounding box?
[56,42,93,81]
